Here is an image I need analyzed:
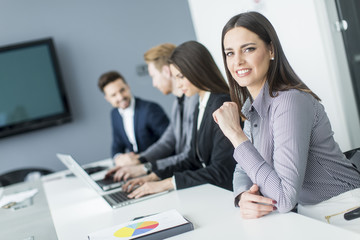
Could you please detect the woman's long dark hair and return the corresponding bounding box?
[169,40,229,94]
[221,12,320,119]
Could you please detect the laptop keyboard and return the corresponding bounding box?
[107,191,131,203]
[97,177,124,186]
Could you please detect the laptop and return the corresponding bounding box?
[62,156,123,192]
[56,153,169,208]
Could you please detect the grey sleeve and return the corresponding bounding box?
[233,163,253,207]
[233,92,314,213]
[140,100,178,162]
[155,96,197,170]
[155,140,191,170]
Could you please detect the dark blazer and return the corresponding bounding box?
[111,97,169,156]
[154,93,236,191]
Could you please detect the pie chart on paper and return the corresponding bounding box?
[113,221,159,238]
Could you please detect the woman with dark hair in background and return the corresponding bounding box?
[213,11,360,232]
[122,40,236,197]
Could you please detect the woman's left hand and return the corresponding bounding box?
[238,184,276,219]
[213,102,247,147]
[127,178,174,199]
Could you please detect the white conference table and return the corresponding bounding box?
[0,179,58,240]
[41,159,360,240]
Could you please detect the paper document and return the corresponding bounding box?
[88,209,192,240]
[0,188,38,208]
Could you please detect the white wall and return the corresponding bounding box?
[188,0,360,151]
[0,0,196,174]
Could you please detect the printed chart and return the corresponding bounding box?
[114,221,159,238]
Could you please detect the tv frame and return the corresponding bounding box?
[0,37,72,138]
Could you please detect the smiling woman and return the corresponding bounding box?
[212,11,360,233]
[223,27,273,99]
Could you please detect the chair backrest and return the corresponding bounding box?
[344,147,360,171]
[0,168,53,187]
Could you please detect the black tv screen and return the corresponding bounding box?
[0,38,71,138]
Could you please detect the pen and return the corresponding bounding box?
[2,201,16,209]
[344,207,360,221]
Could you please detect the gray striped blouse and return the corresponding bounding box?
[233,82,360,213]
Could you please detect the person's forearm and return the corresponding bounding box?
[147,172,160,181]
[228,129,248,148]
[162,178,174,191]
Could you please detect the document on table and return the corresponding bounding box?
[0,188,38,208]
[88,209,194,240]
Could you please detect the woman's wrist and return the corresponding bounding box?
[228,129,248,148]
[148,172,160,181]
[163,178,174,190]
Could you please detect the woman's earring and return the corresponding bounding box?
[270,57,274,60]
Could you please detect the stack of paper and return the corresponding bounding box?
[0,188,38,209]
[88,209,193,240]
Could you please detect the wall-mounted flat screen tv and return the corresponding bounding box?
[0,38,71,138]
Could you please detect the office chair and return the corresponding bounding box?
[344,147,360,170]
[0,168,53,187]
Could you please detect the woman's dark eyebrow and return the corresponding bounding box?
[240,42,256,48]
[224,42,256,51]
